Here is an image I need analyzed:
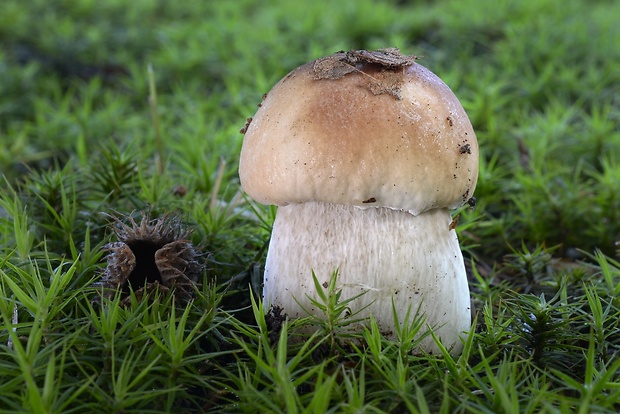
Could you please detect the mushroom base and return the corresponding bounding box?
[263,201,471,354]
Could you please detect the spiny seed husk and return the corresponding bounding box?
[95,211,203,305]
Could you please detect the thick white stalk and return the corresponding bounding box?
[263,201,471,354]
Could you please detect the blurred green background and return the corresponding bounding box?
[1,1,620,412]
[2,0,619,262]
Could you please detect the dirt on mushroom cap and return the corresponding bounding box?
[313,48,418,99]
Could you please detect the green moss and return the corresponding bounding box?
[1,0,619,411]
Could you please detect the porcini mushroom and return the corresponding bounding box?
[238,49,478,354]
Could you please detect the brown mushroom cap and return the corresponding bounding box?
[239,49,478,215]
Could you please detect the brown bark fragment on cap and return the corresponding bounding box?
[344,48,418,68]
[313,57,355,80]
[312,48,418,99]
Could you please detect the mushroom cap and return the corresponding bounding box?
[239,49,478,215]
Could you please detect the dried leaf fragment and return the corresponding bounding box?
[313,48,417,80]
[312,48,418,99]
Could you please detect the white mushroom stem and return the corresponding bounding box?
[263,201,471,354]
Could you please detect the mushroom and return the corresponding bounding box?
[238,49,478,354]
